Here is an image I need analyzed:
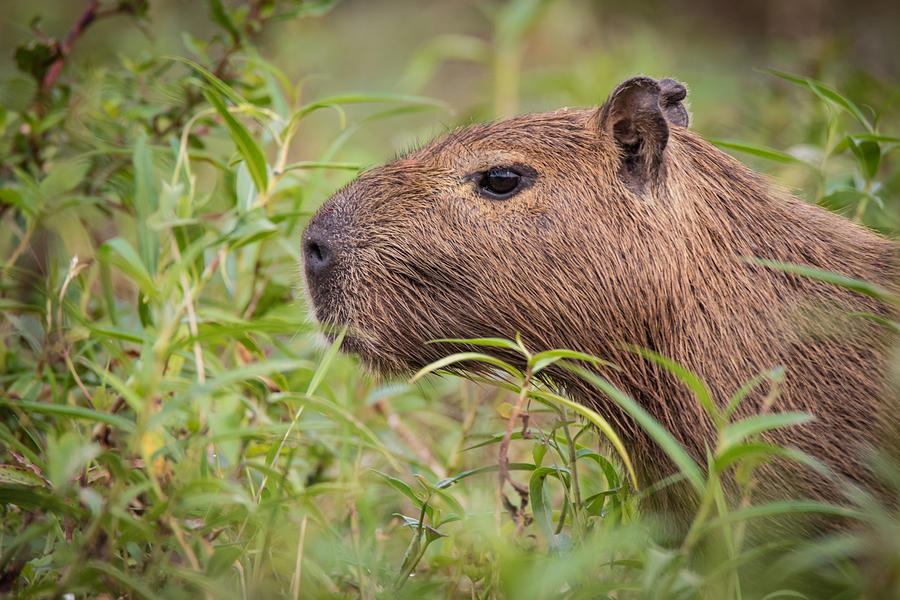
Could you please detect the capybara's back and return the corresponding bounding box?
[302,76,898,527]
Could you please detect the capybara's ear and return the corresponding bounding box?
[658,78,689,128]
[598,76,672,190]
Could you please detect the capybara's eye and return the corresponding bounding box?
[479,167,521,199]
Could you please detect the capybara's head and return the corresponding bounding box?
[302,76,708,372]
[302,75,893,398]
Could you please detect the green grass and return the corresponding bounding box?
[1,1,899,598]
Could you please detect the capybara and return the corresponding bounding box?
[301,76,897,528]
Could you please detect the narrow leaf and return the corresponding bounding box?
[720,412,813,450]
[710,139,815,167]
[749,258,898,305]
[630,347,720,426]
[763,69,873,132]
[5,400,135,432]
[97,237,156,299]
[409,352,523,383]
[564,365,705,494]
[204,88,268,195]
[372,470,432,520]
[306,326,347,396]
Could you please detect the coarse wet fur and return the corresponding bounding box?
[302,76,898,533]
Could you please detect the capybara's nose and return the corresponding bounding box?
[303,233,333,281]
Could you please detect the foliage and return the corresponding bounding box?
[1,1,898,599]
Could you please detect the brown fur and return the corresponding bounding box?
[302,77,898,527]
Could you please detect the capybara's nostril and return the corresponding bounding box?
[303,236,332,277]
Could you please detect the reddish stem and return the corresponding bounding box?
[42,0,101,93]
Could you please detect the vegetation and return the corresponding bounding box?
[1,1,898,598]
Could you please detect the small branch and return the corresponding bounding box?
[41,0,101,94]
[497,369,532,528]
[41,0,141,96]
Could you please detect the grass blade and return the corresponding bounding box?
[563,364,706,494]
[4,400,135,432]
[720,412,813,451]
[409,352,524,383]
[306,326,347,396]
[763,68,874,133]
[204,88,268,195]
[97,237,156,299]
[630,347,720,427]
[749,258,898,305]
[710,139,816,167]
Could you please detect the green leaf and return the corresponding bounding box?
[748,258,898,305]
[372,471,432,520]
[39,158,91,200]
[763,69,874,132]
[532,442,547,467]
[564,365,705,494]
[409,352,524,383]
[576,448,621,490]
[13,42,54,81]
[529,467,557,550]
[435,463,535,488]
[818,187,870,213]
[847,137,881,180]
[724,366,784,419]
[709,139,815,167]
[207,544,244,577]
[713,442,822,474]
[47,432,100,489]
[630,347,720,427]
[428,337,523,351]
[209,0,242,42]
[282,92,449,141]
[97,237,157,299]
[0,186,30,217]
[720,412,813,450]
[224,213,279,250]
[394,514,446,542]
[529,348,619,375]
[699,500,863,535]
[0,484,86,518]
[306,326,347,396]
[204,88,268,195]
[280,161,362,173]
[168,56,248,107]
[851,133,900,144]
[584,489,622,516]
[846,311,900,333]
[132,134,159,274]
[4,399,135,432]
[0,465,46,487]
